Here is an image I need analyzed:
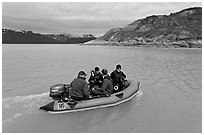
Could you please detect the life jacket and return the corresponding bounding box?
[93,72,103,85]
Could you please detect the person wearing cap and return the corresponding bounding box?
[69,71,91,101]
[88,67,103,88]
[92,69,113,97]
[111,64,127,91]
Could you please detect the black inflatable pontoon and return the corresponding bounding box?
[40,80,140,114]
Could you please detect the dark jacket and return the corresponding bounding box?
[110,70,126,85]
[88,72,103,86]
[70,77,90,99]
[101,75,113,94]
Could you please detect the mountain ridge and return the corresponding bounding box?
[84,7,202,48]
[2,29,96,44]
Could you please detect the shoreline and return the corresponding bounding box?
[3,43,202,49]
[80,43,202,48]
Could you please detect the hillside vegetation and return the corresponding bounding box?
[84,7,202,48]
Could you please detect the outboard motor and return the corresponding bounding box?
[49,84,70,100]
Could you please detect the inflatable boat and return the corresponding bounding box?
[40,80,140,114]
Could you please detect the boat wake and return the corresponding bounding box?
[2,92,52,128]
[3,92,49,103]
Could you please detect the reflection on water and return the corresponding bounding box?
[2,44,201,133]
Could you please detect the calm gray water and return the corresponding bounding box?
[2,44,202,133]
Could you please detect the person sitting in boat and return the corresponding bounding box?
[91,69,113,97]
[69,71,91,101]
[88,70,95,88]
[88,67,103,88]
[111,64,128,92]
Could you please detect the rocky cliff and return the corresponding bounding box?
[84,7,202,48]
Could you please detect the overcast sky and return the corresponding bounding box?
[2,2,202,36]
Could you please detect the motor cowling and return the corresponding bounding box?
[49,84,68,100]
